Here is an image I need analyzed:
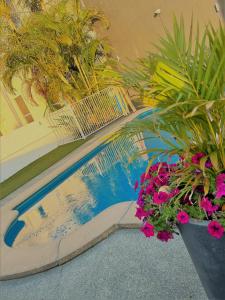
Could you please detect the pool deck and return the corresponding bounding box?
[0,108,148,280]
[0,202,141,280]
[0,229,207,300]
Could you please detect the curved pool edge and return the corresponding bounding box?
[0,201,141,280]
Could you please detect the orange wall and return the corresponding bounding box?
[84,0,223,62]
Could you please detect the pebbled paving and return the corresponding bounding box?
[0,229,207,300]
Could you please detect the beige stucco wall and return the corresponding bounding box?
[84,0,223,62]
[0,78,47,135]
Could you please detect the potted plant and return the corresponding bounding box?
[124,18,225,299]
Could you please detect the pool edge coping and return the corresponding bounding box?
[0,202,141,280]
[0,108,150,280]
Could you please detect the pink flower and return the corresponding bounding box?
[158,167,169,175]
[135,207,146,220]
[200,197,219,216]
[145,183,155,196]
[153,174,168,187]
[200,197,211,210]
[216,173,225,198]
[205,159,213,168]
[134,180,139,191]
[135,207,154,220]
[140,222,154,238]
[191,153,212,168]
[191,152,205,165]
[137,189,145,207]
[150,163,160,172]
[147,209,155,216]
[153,191,170,205]
[208,221,224,239]
[145,173,151,180]
[157,230,173,242]
[216,187,225,198]
[216,173,225,184]
[170,188,180,197]
[177,211,189,224]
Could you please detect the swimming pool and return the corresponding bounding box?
[4,110,178,247]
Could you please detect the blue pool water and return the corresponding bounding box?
[4,110,178,247]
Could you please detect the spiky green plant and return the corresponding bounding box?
[0,0,121,109]
[122,17,225,189]
[121,17,225,239]
[121,54,157,106]
[18,0,44,12]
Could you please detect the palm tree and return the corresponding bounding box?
[0,0,121,109]
[19,0,44,12]
[122,17,225,173]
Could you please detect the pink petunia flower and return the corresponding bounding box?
[205,159,213,168]
[153,174,169,187]
[135,207,154,220]
[137,189,145,207]
[158,167,169,175]
[145,183,155,196]
[216,173,225,183]
[177,211,189,224]
[170,188,180,197]
[153,191,170,205]
[157,230,173,242]
[145,173,151,180]
[208,221,224,239]
[135,207,146,220]
[134,180,139,191]
[140,222,154,238]
[216,187,225,199]
[150,163,160,172]
[200,197,219,216]
[191,152,205,165]
[216,173,225,199]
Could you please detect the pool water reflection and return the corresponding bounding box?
[5,113,178,247]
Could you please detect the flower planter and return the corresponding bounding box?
[178,219,225,300]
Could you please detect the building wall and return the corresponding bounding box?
[84,0,223,63]
[1,0,222,135]
[0,78,47,136]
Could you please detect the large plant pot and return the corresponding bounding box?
[178,219,225,300]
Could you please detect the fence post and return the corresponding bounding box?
[69,104,86,139]
[120,87,136,113]
[114,87,129,116]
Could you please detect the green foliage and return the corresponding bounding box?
[0,0,121,109]
[123,17,225,171]
[121,54,157,104]
[122,17,225,229]
[151,18,225,102]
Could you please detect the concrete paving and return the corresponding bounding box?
[0,229,207,300]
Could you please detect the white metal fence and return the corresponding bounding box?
[47,86,133,144]
[0,86,134,181]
